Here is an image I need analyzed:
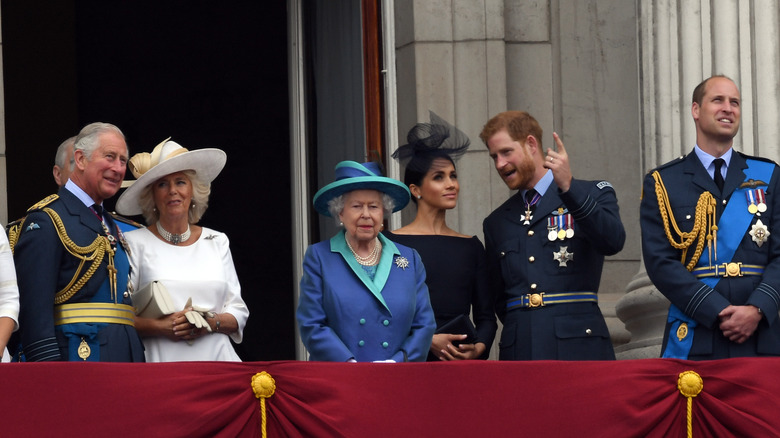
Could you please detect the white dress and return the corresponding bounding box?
[126,226,249,362]
[0,226,19,362]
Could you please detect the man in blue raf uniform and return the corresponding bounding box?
[641,76,780,360]
[481,111,625,360]
[13,122,144,362]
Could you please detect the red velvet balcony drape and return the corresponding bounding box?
[2,358,779,437]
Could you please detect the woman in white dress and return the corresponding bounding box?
[116,139,249,362]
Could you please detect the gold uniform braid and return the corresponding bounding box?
[8,222,21,252]
[41,207,115,304]
[651,171,718,271]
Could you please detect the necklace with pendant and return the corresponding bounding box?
[156,221,191,245]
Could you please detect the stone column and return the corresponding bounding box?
[616,0,780,358]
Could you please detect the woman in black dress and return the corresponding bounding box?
[385,112,497,361]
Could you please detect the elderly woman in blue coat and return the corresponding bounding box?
[297,161,436,362]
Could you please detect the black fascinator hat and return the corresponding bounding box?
[391,111,471,190]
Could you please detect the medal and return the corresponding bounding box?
[547,217,558,241]
[757,189,768,213]
[522,190,541,226]
[557,214,566,240]
[553,246,574,267]
[749,219,770,247]
[522,209,533,225]
[78,337,91,360]
[565,214,574,239]
[746,190,758,214]
[676,323,688,342]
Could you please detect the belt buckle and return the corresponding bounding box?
[526,293,545,308]
[720,262,743,278]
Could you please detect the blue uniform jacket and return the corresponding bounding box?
[297,230,435,362]
[483,177,625,360]
[14,188,144,362]
[641,150,780,358]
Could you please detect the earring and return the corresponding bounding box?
[339,221,343,226]
[153,207,157,212]
[417,195,422,199]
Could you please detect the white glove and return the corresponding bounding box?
[184,298,213,332]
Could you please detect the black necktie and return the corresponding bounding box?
[92,203,104,218]
[713,159,725,193]
[524,189,538,206]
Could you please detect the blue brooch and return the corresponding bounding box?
[394,256,409,270]
[26,222,40,231]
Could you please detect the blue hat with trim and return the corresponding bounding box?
[313,161,410,217]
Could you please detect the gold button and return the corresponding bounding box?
[722,199,727,205]
[528,230,534,236]
[529,256,535,263]
[586,328,592,335]
[530,283,537,290]
[500,251,505,257]
[685,214,691,220]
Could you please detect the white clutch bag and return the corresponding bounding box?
[132,281,176,318]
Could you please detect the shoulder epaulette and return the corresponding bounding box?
[5,216,24,232]
[737,151,778,165]
[107,212,144,229]
[27,194,59,212]
[646,155,686,174]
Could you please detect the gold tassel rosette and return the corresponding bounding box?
[677,371,704,438]
[652,171,718,270]
[252,371,276,438]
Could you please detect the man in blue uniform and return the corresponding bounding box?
[481,111,625,360]
[14,122,144,362]
[641,76,780,359]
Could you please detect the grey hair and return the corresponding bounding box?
[137,169,211,225]
[327,192,395,226]
[74,122,126,160]
[54,136,77,169]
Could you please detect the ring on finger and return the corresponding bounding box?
[190,329,195,336]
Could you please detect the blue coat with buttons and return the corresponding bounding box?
[297,230,435,362]
[483,177,625,360]
[641,150,780,359]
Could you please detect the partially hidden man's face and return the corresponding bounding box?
[486,129,536,191]
[693,77,741,143]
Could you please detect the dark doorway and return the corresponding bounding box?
[2,1,295,360]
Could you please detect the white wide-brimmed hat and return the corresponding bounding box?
[116,138,226,215]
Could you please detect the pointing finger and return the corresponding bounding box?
[553,132,566,153]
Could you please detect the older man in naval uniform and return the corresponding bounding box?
[641,76,780,360]
[481,110,625,360]
[14,122,144,362]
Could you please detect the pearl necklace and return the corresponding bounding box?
[346,237,381,266]
[156,221,191,245]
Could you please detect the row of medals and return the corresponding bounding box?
[547,209,574,241]
[524,206,575,241]
[746,188,767,215]
[747,188,770,247]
